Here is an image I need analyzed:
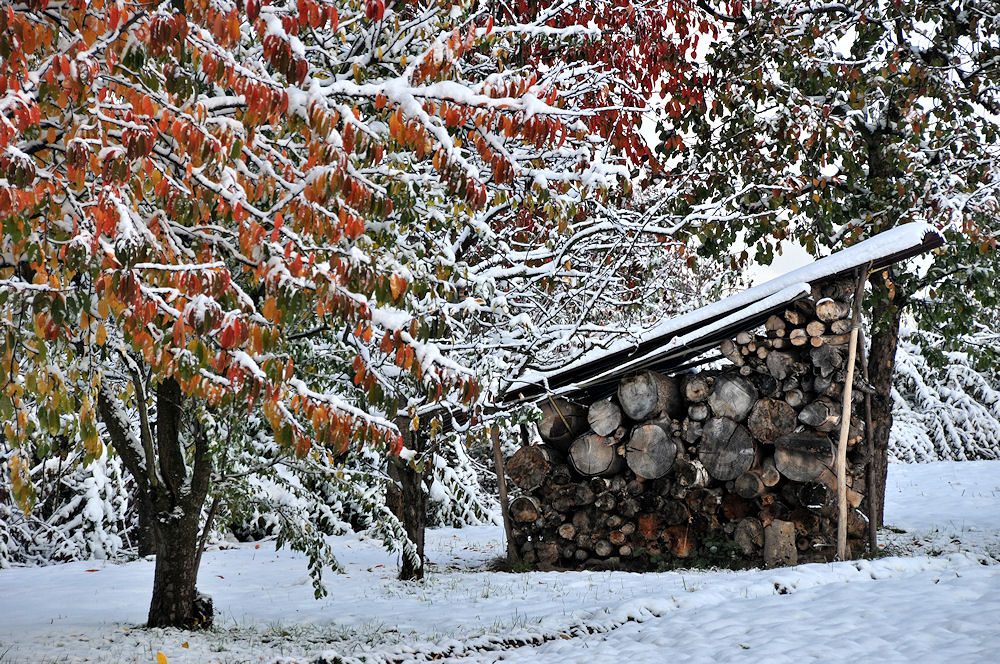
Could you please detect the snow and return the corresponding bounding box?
[1,460,998,663]
[509,223,944,397]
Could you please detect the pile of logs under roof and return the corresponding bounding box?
[506,280,870,570]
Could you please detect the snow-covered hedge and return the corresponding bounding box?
[890,327,1000,462]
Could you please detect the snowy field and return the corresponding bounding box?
[1,460,998,664]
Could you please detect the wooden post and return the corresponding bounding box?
[491,425,520,562]
[836,262,871,560]
[857,327,878,554]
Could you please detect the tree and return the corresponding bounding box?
[1,0,714,624]
[667,0,1000,525]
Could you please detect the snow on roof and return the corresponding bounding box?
[505,223,945,404]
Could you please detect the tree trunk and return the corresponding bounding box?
[867,279,904,529]
[147,504,210,628]
[393,417,427,581]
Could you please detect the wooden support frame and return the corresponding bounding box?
[491,425,520,563]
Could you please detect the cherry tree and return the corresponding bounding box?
[1,0,716,625]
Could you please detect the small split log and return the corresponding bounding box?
[765,315,786,335]
[789,328,809,346]
[568,432,625,477]
[683,374,713,403]
[764,519,798,567]
[675,457,709,488]
[830,318,853,335]
[765,351,796,381]
[784,388,806,408]
[810,345,843,377]
[797,398,841,432]
[734,517,764,555]
[719,339,745,366]
[774,445,832,482]
[734,470,766,499]
[626,423,678,480]
[509,496,541,524]
[688,403,710,422]
[816,298,850,322]
[699,417,756,480]
[588,399,623,436]
[760,457,781,486]
[806,320,826,337]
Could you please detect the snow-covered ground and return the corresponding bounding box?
[1,461,998,664]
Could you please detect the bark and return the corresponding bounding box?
[393,418,428,581]
[867,279,904,528]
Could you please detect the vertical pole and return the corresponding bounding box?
[857,327,879,554]
[491,425,520,562]
[836,262,872,560]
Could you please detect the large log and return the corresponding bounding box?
[699,417,756,480]
[588,399,623,436]
[537,398,588,450]
[747,398,797,442]
[568,432,625,477]
[774,444,832,482]
[626,423,677,480]
[506,444,563,491]
[707,374,758,421]
[618,371,683,420]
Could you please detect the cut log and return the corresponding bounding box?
[638,513,662,540]
[661,499,690,525]
[618,371,682,420]
[798,398,841,432]
[760,457,781,486]
[784,388,806,408]
[764,519,798,567]
[784,309,806,325]
[747,398,797,442]
[816,298,850,322]
[766,351,796,381]
[688,403,709,422]
[509,496,541,524]
[699,417,756,480]
[748,373,779,398]
[568,432,625,477]
[798,481,836,515]
[789,328,809,346]
[588,399,623,437]
[806,320,826,337]
[593,540,615,557]
[774,444,832,482]
[506,445,563,492]
[537,398,588,450]
[734,517,764,555]
[682,419,703,443]
[775,430,834,454]
[557,523,577,540]
[707,374,758,421]
[720,339,745,366]
[810,345,843,377]
[626,423,677,480]
[734,470,766,499]
[830,318,853,335]
[765,314,786,334]
[683,374,713,403]
[736,331,754,345]
[674,457,709,488]
[664,525,697,557]
[594,491,617,512]
[536,542,559,566]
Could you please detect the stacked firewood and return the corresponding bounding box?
[506,282,870,570]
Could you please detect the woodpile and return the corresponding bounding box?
[507,281,870,570]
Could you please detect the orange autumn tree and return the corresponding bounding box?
[0,0,715,628]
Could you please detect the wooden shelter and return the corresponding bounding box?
[499,224,944,570]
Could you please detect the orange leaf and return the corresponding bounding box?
[389,274,406,299]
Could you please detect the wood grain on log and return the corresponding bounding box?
[699,417,756,480]
[507,445,563,491]
[683,374,713,403]
[789,328,808,346]
[537,398,588,450]
[618,371,682,420]
[765,315,786,334]
[736,331,753,345]
[708,374,758,421]
[748,398,797,442]
[766,351,795,380]
[509,496,541,524]
[798,398,841,432]
[816,298,850,322]
[774,445,832,482]
[675,457,709,488]
[664,525,697,557]
[806,320,826,337]
[626,423,677,480]
[775,430,834,454]
[588,399,623,437]
[784,309,806,325]
[734,470,766,499]
[688,403,709,421]
[734,517,764,555]
[764,519,798,567]
[810,345,843,377]
[784,388,806,408]
[568,432,625,477]
[761,457,781,486]
[830,318,852,335]
[557,523,577,540]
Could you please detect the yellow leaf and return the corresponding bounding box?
[96,323,107,346]
[98,298,110,318]
[181,642,189,649]
[157,653,168,664]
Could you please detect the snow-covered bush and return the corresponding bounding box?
[0,441,136,568]
[890,326,1000,462]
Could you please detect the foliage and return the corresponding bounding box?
[667,0,1000,338]
[890,326,1000,462]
